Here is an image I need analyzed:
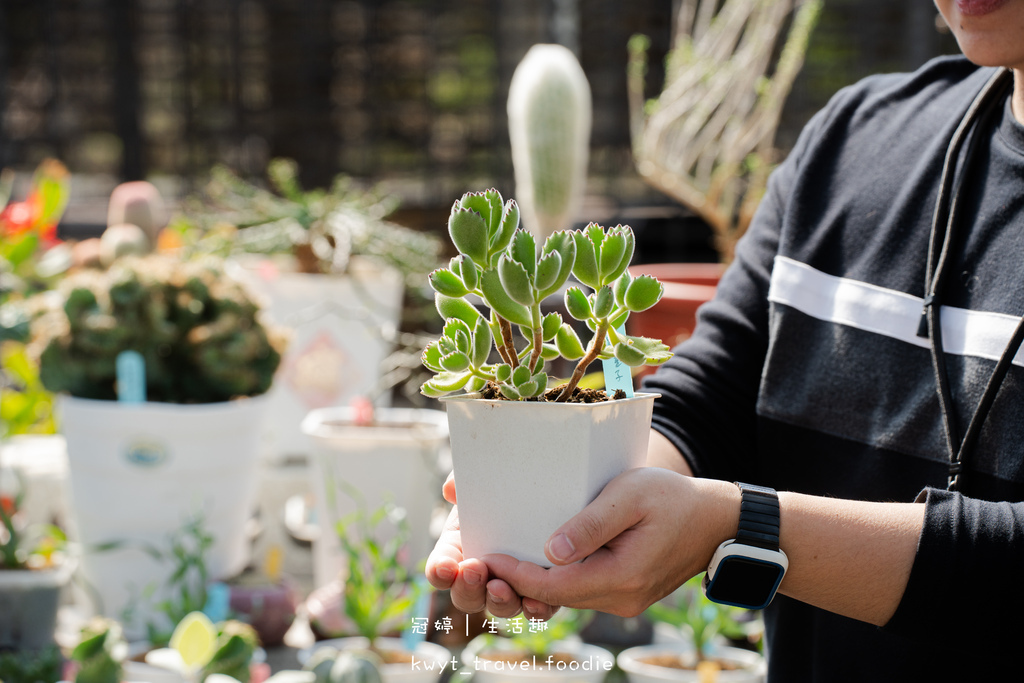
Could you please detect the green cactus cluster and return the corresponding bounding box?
[421,188,672,402]
[15,254,285,403]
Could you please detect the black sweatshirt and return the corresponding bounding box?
[643,56,1024,681]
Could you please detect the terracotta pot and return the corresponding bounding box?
[627,263,724,375]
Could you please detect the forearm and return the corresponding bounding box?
[776,492,924,626]
[646,429,694,475]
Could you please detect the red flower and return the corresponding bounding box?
[0,200,36,236]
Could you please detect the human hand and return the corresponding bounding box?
[482,468,740,616]
[424,472,560,620]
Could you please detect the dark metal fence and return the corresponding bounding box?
[1,0,959,228]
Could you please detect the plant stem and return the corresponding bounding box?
[498,316,519,369]
[555,319,609,402]
[528,305,543,372]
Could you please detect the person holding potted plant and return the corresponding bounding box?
[428,2,1024,681]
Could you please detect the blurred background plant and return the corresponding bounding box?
[168,159,442,283]
[0,466,68,570]
[645,575,760,663]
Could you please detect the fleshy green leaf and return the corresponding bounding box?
[448,205,489,264]
[429,268,469,298]
[421,340,444,372]
[564,287,592,321]
[572,229,600,289]
[614,342,647,367]
[467,376,487,393]
[599,231,627,284]
[491,200,520,260]
[539,231,577,298]
[440,350,471,372]
[480,269,532,326]
[623,334,674,365]
[509,230,537,277]
[421,371,472,397]
[534,250,562,293]
[541,312,562,342]
[603,226,635,284]
[471,317,492,367]
[593,285,615,318]
[498,254,536,306]
[625,275,665,312]
[555,324,586,359]
[494,363,513,383]
[499,383,521,400]
[436,294,482,326]
[613,271,632,307]
[512,364,532,386]
[458,254,479,291]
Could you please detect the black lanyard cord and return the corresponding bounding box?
[917,68,1015,491]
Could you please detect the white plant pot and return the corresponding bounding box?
[228,255,404,460]
[617,643,765,683]
[462,638,614,683]
[58,394,269,638]
[442,393,658,566]
[300,636,452,683]
[302,407,449,587]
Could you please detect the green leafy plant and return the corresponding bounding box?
[335,499,422,650]
[2,254,285,403]
[0,467,67,570]
[421,188,672,401]
[200,620,261,683]
[0,645,63,683]
[646,576,755,662]
[171,158,441,280]
[71,617,128,683]
[0,340,56,438]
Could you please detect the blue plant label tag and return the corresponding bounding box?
[116,350,146,403]
[602,326,635,398]
[203,581,231,623]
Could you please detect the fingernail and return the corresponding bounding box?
[463,568,483,586]
[435,565,454,582]
[547,533,575,562]
[487,589,505,605]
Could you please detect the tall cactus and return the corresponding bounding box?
[507,44,592,243]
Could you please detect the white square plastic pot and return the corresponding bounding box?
[302,407,449,588]
[442,393,658,566]
[58,394,269,638]
[0,558,76,651]
[228,256,404,460]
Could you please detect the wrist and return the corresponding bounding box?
[690,477,743,566]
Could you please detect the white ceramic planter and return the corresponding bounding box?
[0,556,76,651]
[462,638,614,683]
[617,643,765,683]
[228,255,404,460]
[302,407,448,588]
[300,636,452,683]
[442,393,657,566]
[58,394,269,638]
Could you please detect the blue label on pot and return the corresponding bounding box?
[116,350,147,403]
[603,326,635,398]
[124,440,168,468]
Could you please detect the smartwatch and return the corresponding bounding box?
[702,482,788,610]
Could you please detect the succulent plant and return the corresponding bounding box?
[201,620,261,683]
[10,254,285,403]
[71,617,128,683]
[421,188,672,402]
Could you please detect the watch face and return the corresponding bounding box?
[705,556,786,610]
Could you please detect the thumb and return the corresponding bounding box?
[544,471,643,565]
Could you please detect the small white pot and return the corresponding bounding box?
[58,394,269,638]
[300,636,452,683]
[617,643,765,683]
[301,407,449,587]
[462,638,614,683]
[228,255,404,460]
[442,393,658,565]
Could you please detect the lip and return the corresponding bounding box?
[955,0,1009,16]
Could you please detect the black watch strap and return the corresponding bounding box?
[734,482,781,551]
